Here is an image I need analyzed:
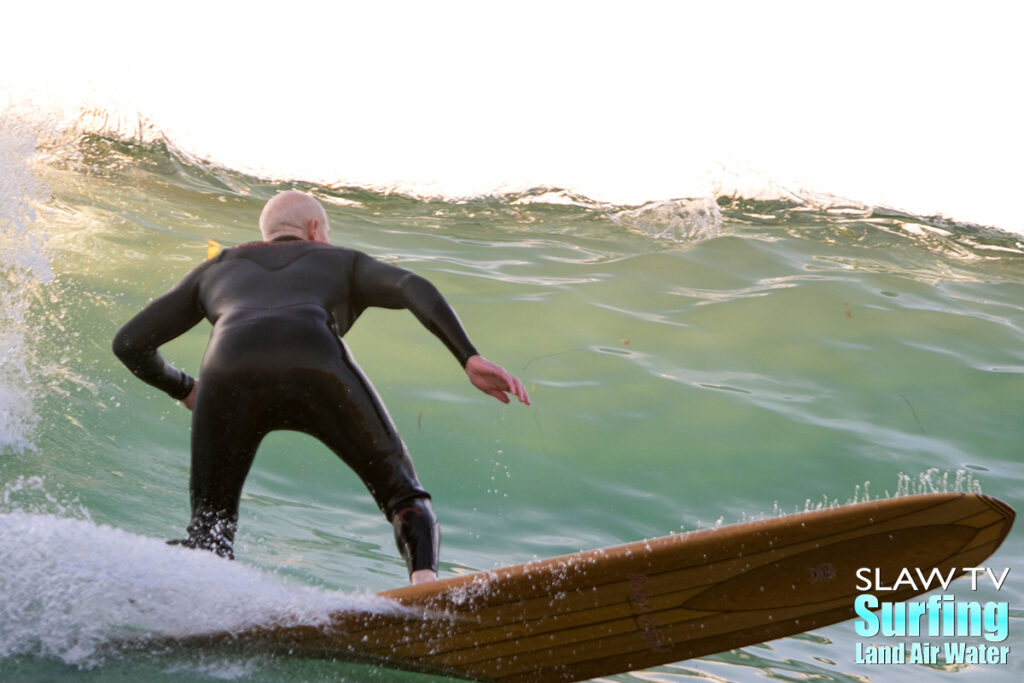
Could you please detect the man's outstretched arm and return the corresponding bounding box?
[352,254,529,405]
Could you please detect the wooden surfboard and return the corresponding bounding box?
[162,493,1014,681]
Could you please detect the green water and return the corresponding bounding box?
[1,132,1022,682]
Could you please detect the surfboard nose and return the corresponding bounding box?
[980,494,1016,525]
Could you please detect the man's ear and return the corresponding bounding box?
[307,218,319,241]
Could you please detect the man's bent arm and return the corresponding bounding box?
[112,262,210,399]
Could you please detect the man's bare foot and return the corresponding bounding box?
[410,569,438,585]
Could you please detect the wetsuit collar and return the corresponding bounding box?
[269,235,304,243]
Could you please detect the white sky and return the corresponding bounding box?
[2,1,1023,232]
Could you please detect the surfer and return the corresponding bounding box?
[112,190,529,584]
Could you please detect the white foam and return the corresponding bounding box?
[611,197,722,242]
[0,512,398,666]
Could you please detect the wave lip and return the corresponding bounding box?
[6,99,1024,240]
[24,114,1021,260]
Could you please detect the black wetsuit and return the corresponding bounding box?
[112,236,478,574]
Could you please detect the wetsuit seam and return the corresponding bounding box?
[230,248,323,271]
[220,302,333,312]
[336,337,396,445]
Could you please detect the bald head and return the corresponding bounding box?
[258,191,330,243]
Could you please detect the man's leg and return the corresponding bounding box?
[309,413,440,579]
[296,352,440,582]
[176,374,266,559]
[391,496,440,582]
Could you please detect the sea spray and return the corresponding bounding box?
[0,474,91,520]
[0,113,52,453]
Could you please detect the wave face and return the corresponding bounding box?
[2,119,1023,681]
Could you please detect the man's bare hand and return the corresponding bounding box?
[182,381,198,411]
[465,355,530,405]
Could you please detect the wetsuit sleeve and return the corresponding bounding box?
[112,260,212,399]
[351,253,479,367]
